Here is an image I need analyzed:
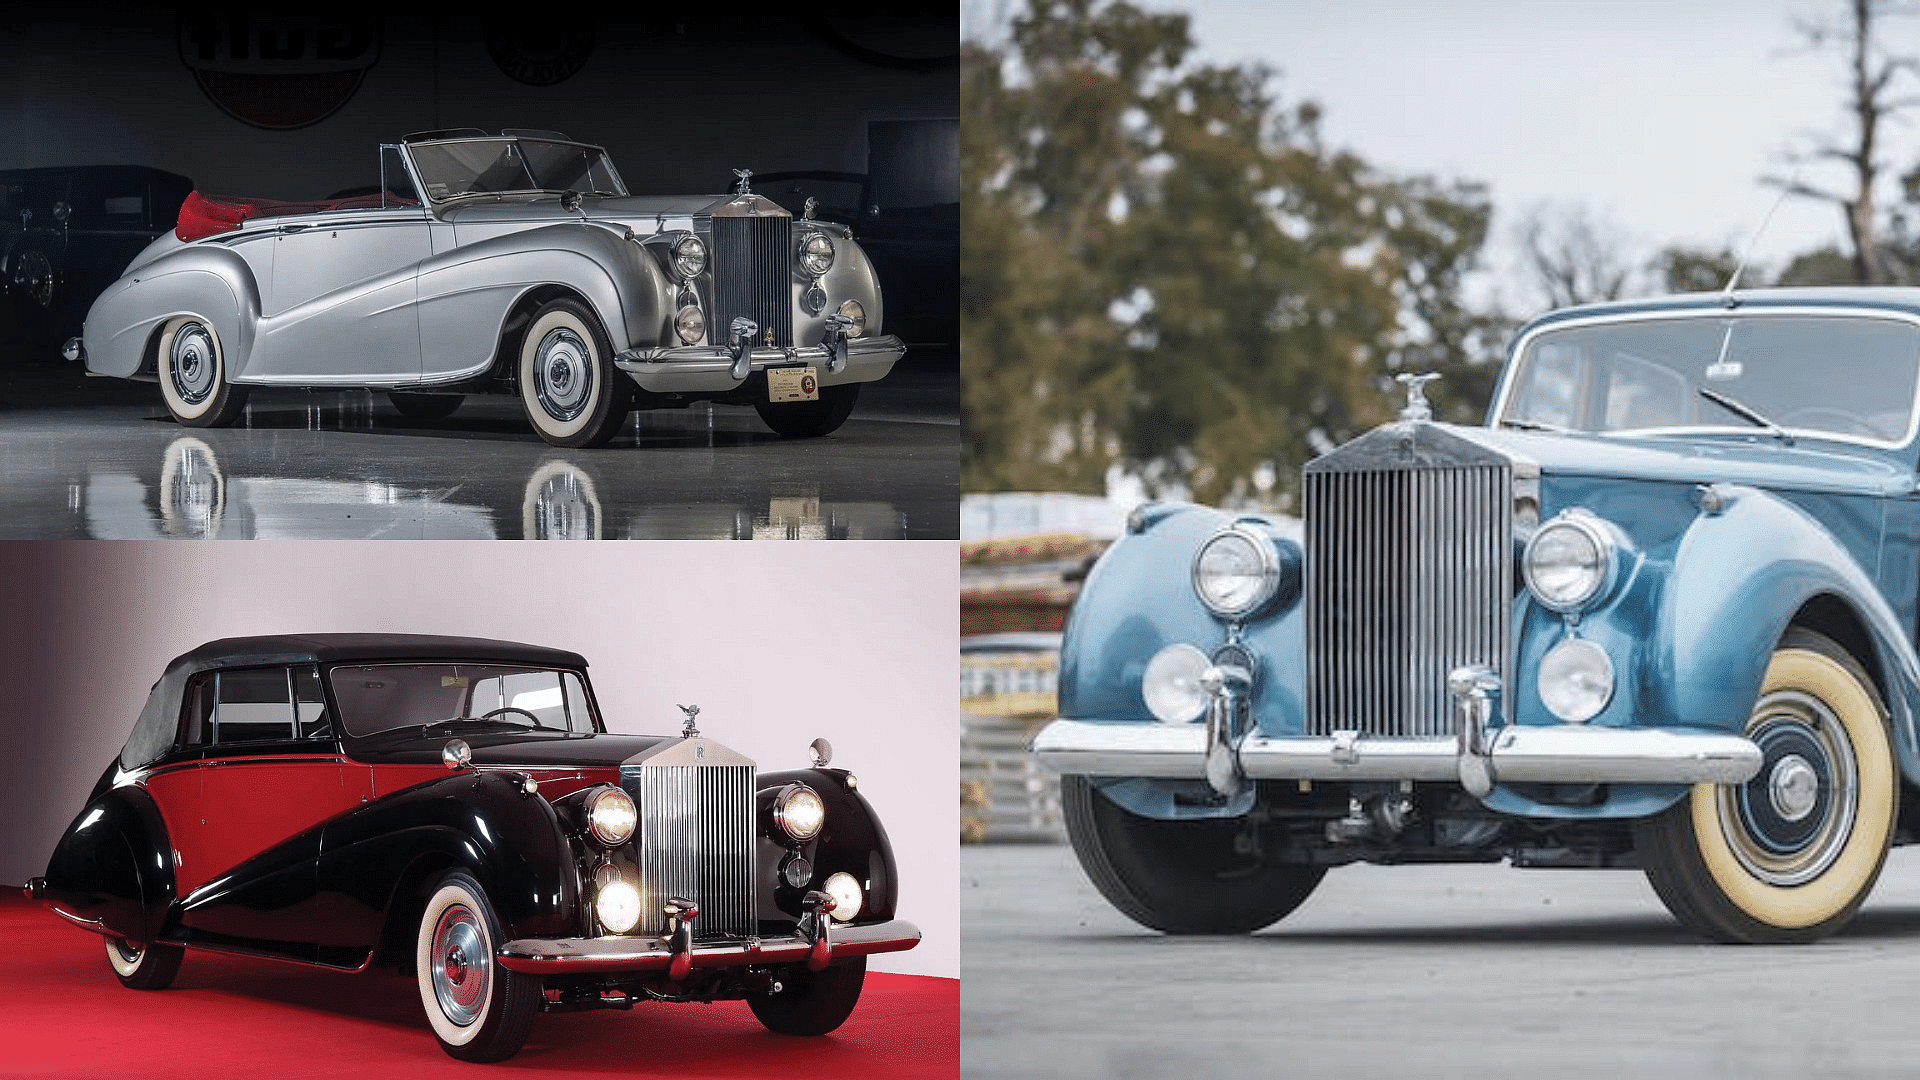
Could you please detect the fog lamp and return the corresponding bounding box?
[675,304,706,344]
[822,872,862,923]
[836,299,866,337]
[596,880,641,934]
[1142,643,1211,724]
[1538,637,1615,722]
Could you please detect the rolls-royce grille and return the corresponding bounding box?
[624,762,756,940]
[711,216,793,349]
[1305,460,1511,737]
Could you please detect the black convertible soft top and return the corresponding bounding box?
[121,634,590,770]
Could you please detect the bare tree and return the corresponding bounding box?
[1515,202,1635,309]
[1766,0,1919,285]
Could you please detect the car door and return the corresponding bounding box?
[242,193,431,385]
[169,665,369,954]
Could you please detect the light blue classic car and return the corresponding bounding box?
[1034,287,1920,943]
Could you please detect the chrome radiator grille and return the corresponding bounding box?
[1304,457,1512,737]
[711,215,793,349]
[624,762,756,940]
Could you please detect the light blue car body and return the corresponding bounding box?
[1053,287,1920,821]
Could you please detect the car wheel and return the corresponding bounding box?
[157,316,249,428]
[1635,628,1897,943]
[747,957,866,1036]
[754,382,860,437]
[517,299,630,448]
[104,935,183,990]
[1060,773,1325,934]
[387,392,463,420]
[415,871,540,1062]
[11,245,54,310]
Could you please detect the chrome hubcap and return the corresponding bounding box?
[533,327,592,421]
[1720,691,1856,886]
[1770,754,1821,822]
[170,323,216,405]
[430,903,489,1026]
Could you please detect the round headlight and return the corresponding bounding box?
[1538,637,1615,722]
[1523,511,1618,612]
[822,871,862,923]
[595,879,641,934]
[672,235,706,279]
[1142,643,1211,724]
[775,783,825,842]
[675,304,705,344]
[1192,525,1283,618]
[836,299,866,338]
[586,785,637,846]
[799,232,835,276]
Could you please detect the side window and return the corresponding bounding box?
[180,665,331,746]
[563,672,593,733]
[380,146,421,207]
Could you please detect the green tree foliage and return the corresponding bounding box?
[961,0,1501,508]
[1653,246,1748,293]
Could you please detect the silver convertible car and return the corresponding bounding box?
[66,130,907,447]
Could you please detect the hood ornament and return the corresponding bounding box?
[1395,371,1440,422]
[676,703,700,738]
[802,196,818,221]
[733,168,753,195]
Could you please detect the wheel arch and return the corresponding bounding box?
[487,283,608,384]
[41,782,177,946]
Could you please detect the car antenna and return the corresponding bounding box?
[1722,171,1798,307]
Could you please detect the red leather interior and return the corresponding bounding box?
[174,190,420,241]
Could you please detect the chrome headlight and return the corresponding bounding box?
[675,304,705,344]
[799,232,835,276]
[672,235,706,279]
[836,299,866,338]
[585,785,637,847]
[821,871,862,923]
[774,783,825,842]
[1523,510,1619,613]
[1142,643,1211,724]
[1192,524,1286,618]
[1538,637,1615,722]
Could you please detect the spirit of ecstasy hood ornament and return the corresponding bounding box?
[732,169,753,196]
[1396,371,1441,422]
[676,703,700,738]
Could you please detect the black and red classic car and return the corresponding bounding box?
[27,633,920,1062]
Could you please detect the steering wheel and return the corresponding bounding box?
[480,706,544,727]
[1779,407,1878,437]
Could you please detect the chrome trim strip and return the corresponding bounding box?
[1031,718,1762,786]
[614,335,905,393]
[495,919,922,975]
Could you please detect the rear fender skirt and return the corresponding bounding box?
[41,783,176,945]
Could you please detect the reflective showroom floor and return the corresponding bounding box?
[0,357,958,540]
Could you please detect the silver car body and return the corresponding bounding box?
[80,135,903,395]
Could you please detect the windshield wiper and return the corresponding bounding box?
[1699,386,1793,446]
[1500,417,1574,433]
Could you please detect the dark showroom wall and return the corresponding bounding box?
[0,6,957,204]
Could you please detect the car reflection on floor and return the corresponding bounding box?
[78,433,909,540]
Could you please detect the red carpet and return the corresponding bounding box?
[0,895,956,1079]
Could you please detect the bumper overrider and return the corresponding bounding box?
[497,918,920,976]
[1032,663,1763,798]
[615,334,905,394]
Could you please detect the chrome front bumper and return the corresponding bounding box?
[615,334,905,393]
[495,918,921,975]
[1031,719,1762,790]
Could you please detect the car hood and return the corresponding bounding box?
[436,192,779,228]
[1452,424,1914,497]
[348,730,685,767]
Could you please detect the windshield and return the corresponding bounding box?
[1499,314,1920,445]
[328,663,597,737]
[404,137,626,202]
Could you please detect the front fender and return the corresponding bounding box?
[317,770,579,947]
[1655,485,1920,774]
[1058,504,1306,736]
[757,768,899,928]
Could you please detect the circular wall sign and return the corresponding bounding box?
[177,14,381,130]
[484,24,596,87]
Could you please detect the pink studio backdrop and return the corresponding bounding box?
[0,540,958,979]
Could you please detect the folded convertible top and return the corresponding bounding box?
[174,190,417,241]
